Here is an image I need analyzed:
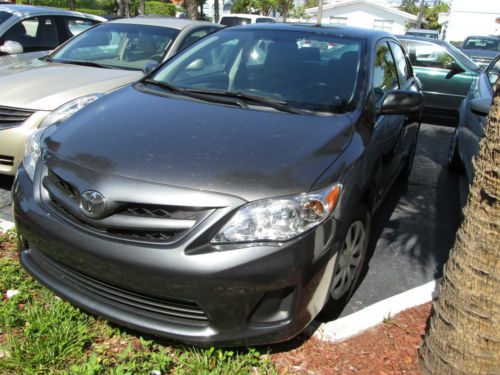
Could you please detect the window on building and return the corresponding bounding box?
[330,16,348,25]
[373,19,393,32]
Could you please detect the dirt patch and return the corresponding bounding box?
[272,302,432,374]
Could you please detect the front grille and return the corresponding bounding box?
[34,249,209,326]
[0,105,34,130]
[0,154,14,166]
[44,169,212,244]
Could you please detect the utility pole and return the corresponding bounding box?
[316,0,323,26]
[416,0,425,29]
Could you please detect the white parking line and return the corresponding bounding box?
[312,278,441,342]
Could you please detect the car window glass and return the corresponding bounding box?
[178,29,210,51]
[64,17,97,37]
[463,38,500,51]
[153,29,362,113]
[52,23,179,70]
[389,41,410,85]
[256,18,275,23]
[403,40,457,70]
[4,16,59,52]
[373,42,399,101]
[219,17,252,26]
[0,11,12,25]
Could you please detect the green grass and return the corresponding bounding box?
[0,231,277,374]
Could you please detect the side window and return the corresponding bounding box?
[178,28,210,51]
[389,41,410,86]
[405,40,457,70]
[487,58,500,88]
[373,41,399,101]
[4,16,59,52]
[63,17,97,37]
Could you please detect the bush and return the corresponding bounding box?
[145,1,177,16]
[20,0,111,11]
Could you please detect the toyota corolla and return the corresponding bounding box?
[13,24,423,345]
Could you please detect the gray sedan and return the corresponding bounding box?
[448,54,499,182]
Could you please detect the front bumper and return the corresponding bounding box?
[0,111,48,176]
[14,166,346,346]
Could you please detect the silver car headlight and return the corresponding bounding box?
[24,94,102,180]
[39,94,102,129]
[212,184,342,244]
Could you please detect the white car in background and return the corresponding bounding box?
[219,14,275,26]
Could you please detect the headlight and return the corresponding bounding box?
[39,94,102,129]
[23,94,102,181]
[212,184,342,244]
[23,130,42,181]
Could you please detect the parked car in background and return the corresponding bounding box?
[404,28,439,39]
[0,4,104,59]
[448,54,499,183]
[0,17,221,175]
[399,35,481,124]
[14,24,423,345]
[219,13,275,26]
[460,35,500,68]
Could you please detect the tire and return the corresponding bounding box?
[447,128,463,173]
[321,204,370,317]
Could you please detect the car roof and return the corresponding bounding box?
[464,35,500,41]
[109,16,217,30]
[220,14,274,19]
[227,23,392,41]
[0,4,104,20]
[406,28,438,33]
[398,35,447,45]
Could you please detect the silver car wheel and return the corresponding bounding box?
[331,220,366,299]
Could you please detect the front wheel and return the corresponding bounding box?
[321,204,370,317]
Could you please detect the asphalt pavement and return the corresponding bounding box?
[0,123,462,317]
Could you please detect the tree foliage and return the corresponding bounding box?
[424,1,449,30]
[277,0,293,21]
[231,0,255,14]
[400,0,418,15]
[304,0,318,9]
[256,0,277,16]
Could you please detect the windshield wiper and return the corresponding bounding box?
[52,59,111,69]
[184,88,308,114]
[142,78,186,94]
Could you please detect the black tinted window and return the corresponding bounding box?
[4,16,59,52]
[220,17,252,26]
[0,11,12,25]
[373,42,399,99]
[256,18,275,23]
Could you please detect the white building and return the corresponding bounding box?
[441,0,500,42]
[305,0,417,35]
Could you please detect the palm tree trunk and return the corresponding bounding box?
[213,0,220,23]
[139,0,146,15]
[419,83,500,374]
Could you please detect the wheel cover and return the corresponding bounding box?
[331,220,366,299]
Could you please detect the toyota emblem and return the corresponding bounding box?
[79,190,107,218]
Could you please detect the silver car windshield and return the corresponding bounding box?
[51,23,179,70]
[151,29,363,113]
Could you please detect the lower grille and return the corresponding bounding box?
[34,249,209,326]
[0,154,14,166]
[0,105,34,130]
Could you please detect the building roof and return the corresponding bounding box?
[305,0,418,21]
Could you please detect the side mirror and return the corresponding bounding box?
[470,97,491,116]
[376,90,423,115]
[142,61,159,75]
[445,62,465,79]
[0,40,24,55]
[185,58,205,71]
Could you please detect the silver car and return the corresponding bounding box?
[0,4,104,61]
[0,16,221,175]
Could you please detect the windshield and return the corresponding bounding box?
[150,29,363,113]
[463,37,500,51]
[0,11,12,25]
[51,23,179,70]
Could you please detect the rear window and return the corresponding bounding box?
[463,37,500,51]
[405,31,438,39]
[0,11,12,25]
[220,17,252,26]
[256,18,275,23]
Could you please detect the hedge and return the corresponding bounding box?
[145,1,176,16]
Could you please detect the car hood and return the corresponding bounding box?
[461,48,498,60]
[0,59,142,111]
[44,85,354,202]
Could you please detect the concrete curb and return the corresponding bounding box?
[313,278,441,342]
